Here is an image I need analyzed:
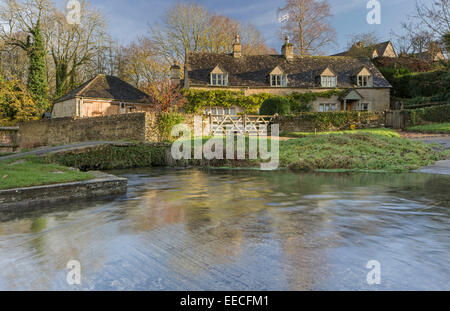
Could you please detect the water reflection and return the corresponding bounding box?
[0,169,449,290]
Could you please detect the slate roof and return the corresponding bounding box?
[332,41,394,58]
[54,74,152,103]
[186,53,391,88]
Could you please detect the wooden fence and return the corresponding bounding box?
[385,111,405,129]
[208,115,274,135]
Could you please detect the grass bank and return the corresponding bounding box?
[44,134,448,173]
[278,133,447,172]
[281,128,400,138]
[406,123,450,134]
[0,156,94,190]
[47,143,169,171]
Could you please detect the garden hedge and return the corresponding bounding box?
[404,104,450,126]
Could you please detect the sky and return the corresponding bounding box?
[54,0,433,55]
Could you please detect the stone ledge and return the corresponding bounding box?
[0,171,127,211]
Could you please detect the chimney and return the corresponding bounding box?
[282,36,294,60]
[170,60,181,86]
[233,34,242,58]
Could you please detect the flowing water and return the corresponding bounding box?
[0,169,449,290]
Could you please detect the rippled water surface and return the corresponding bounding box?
[0,169,449,290]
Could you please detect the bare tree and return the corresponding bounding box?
[45,1,108,98]
[415,0,449,37]
[278,0,336,55]
[150,3,210,63]
[118,37,167,88]
[391,22,436,55]
[346,32,380,50]
[150,2,272,63]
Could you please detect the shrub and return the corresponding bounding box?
[278,112,381,131]
[259,97,291,116]
[0,76,41,126]
[157,111,185,142]
[404,104,450,126]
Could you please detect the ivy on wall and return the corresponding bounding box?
[157,111,185,142]
[181,89,346,114]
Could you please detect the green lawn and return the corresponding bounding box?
[180,132,446,172]
[277,133,446,172]
[0,156,94,190]
[406,123,450,134]
[281,128,400,138]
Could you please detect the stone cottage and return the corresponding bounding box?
[333,41,397,59]
[52,74,153,118]
[173,36,392,114]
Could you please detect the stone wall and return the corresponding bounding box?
[19,113,149,149]
[0,127,19,152]
[0,171,127,211]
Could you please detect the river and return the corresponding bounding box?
[0,169,449,290]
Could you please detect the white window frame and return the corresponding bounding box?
[270,74,287,87]
[211,73,228,86]
[360,103,370,111]
[357,75,370,87]
[319,103,337,112]
[321,76,337,88]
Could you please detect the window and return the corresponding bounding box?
[321,76,337,88]
[271,74,287,87]
[319,103,337,112]
[360,103,369,111]
[204,107,237,115]
[211,73,228,86]
[358,75,369,87]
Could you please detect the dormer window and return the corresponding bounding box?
[321,76,337,88]
[270,66,287,87]
[319,67,337,88]
[211,73,228,86]
[356,67,372,87]
[210,65,228,86]
[358,75,369,87]
[271,74,287,87]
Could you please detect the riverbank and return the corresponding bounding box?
[0,156,94,190]
[0,170,127,211]
[42,134,450,173]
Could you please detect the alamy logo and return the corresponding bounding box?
[367,0,381,25]
[66,0,81,25]
[366,260,381,285]
[171,117,280,170]
[66,260,81,285]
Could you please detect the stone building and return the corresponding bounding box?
[411,42,446,62]
[333,41,397,59]
[52,74,153,118]
[173,36,392,114]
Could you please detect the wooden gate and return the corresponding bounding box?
[208,115,274,135]
[385,110,405,129]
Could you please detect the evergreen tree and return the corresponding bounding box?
[27,21,49,112]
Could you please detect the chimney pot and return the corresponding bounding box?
[233,34,242,58]
[282,36,294,60]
